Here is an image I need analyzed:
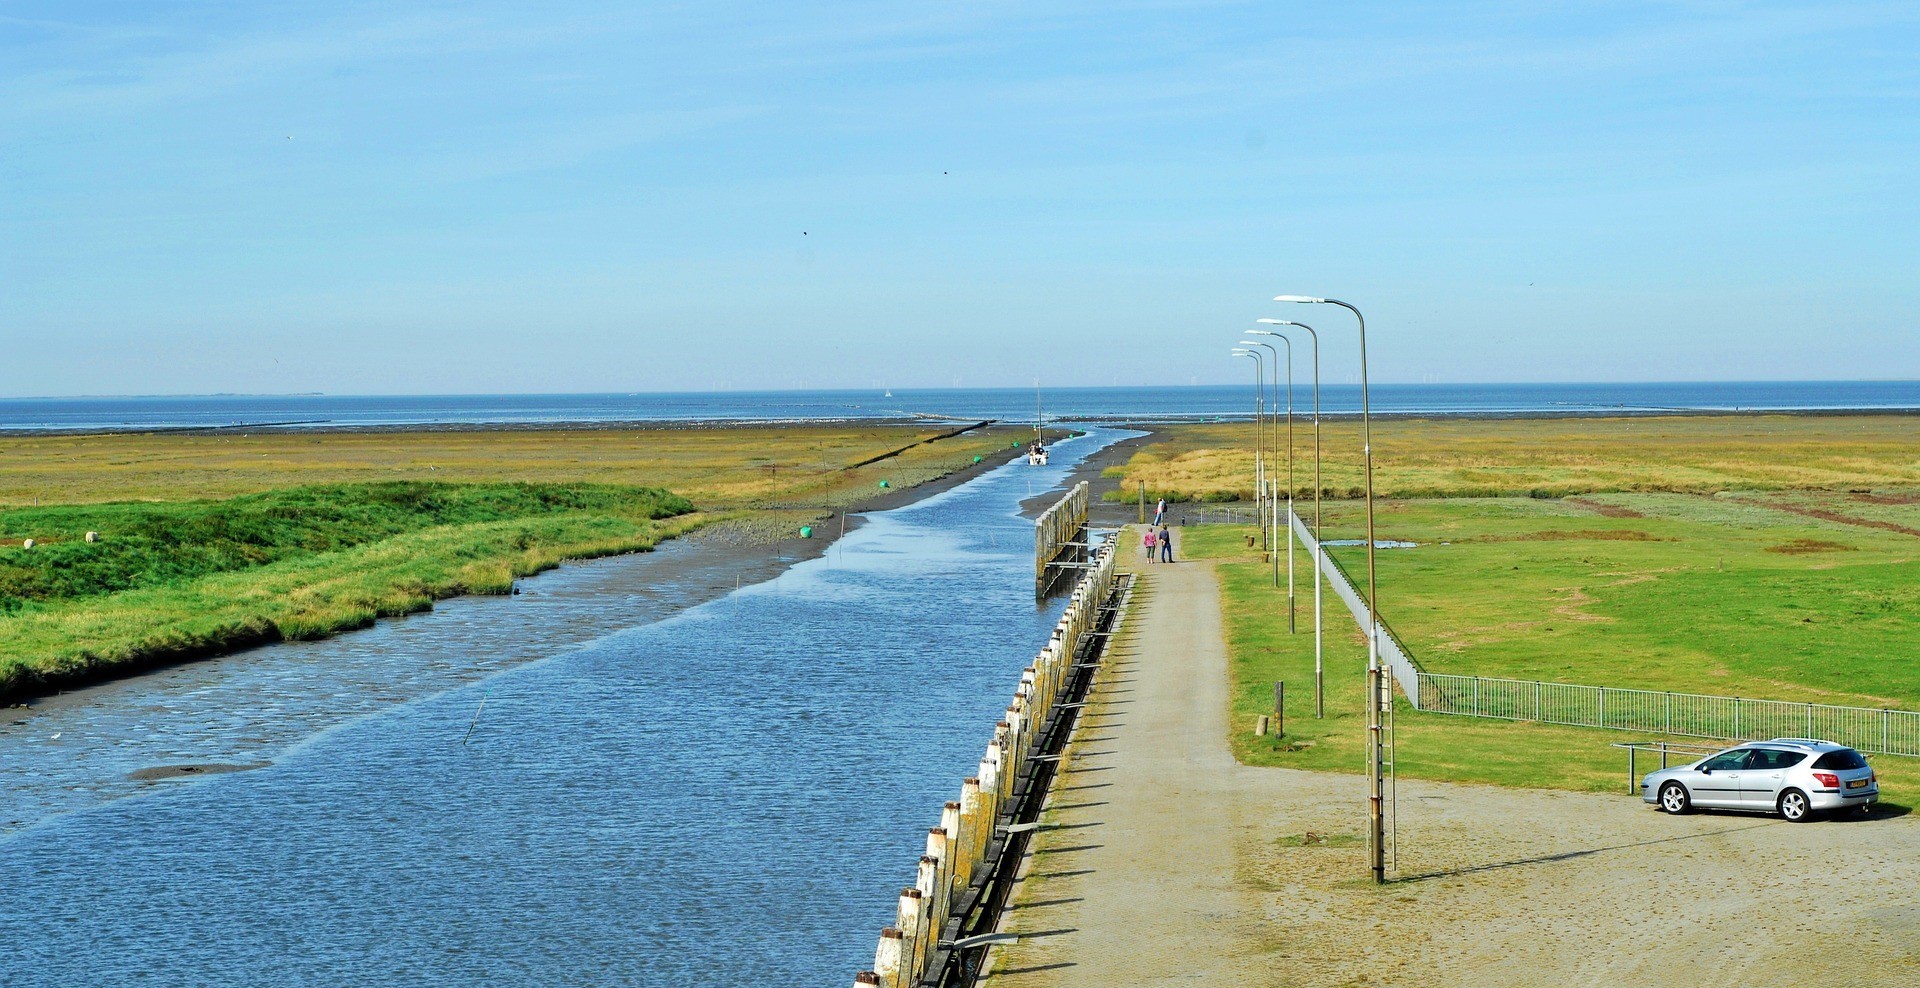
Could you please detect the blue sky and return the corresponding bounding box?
[2,1,1915,396]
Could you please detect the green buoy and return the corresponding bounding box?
[879,480,890,489]
[972,455,982,463]
[799,526,813,538]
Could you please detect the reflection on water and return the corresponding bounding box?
[0,429,1126,987]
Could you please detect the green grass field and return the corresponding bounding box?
[1179,486,1920,797]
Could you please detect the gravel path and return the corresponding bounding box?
[983,552,1920,987]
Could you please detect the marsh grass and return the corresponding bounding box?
[0,424,1017,699]
[0,424,1019,509]
[0,482,691,609]
[1108,415,1920,502]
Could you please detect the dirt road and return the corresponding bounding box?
[982,554,1920,987]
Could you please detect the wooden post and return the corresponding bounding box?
[924,828,952,950]
[959,779,985,882]
[1274,681,1285,739]
[940,800,965,889]
[895,889,925,982]
[913,856,940,978]
[872,928,904,988]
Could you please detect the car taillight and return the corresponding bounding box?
[1812,772,1840,788]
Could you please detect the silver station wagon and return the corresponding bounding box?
[1642,738,1879,822]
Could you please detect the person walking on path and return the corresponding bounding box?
[1143,527,1157,564]
[1153,497,1167,526]
[1159,524,1174,563]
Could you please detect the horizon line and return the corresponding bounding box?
[5,378,1919,402]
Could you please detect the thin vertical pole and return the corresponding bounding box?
[1283,336,1294,632]
[1319,298,1382,885]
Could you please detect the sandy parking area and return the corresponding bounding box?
[983,558,1920,987]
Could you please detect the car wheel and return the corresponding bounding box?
[1778,788,1812,822]
[1658,782,1691,814]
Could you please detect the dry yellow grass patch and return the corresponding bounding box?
[1110,414,1920,501]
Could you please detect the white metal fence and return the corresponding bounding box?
[1417,672,1920,757]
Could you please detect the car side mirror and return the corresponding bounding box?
[1699,767,1711,775]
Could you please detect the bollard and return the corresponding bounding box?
[872,928,904,988]
[913,855,940,977]
[896,888,926,980]
[924,828,952,954]
[940,803,964,884]
[1255,714,1269,737]
[959,779,986,882]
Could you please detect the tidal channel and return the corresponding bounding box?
[0,429,1125,986]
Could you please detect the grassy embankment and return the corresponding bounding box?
[0,424,1020,699]
[1131,414,1920,796]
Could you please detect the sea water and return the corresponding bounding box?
[2,381,1916,431]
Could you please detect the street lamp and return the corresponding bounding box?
[1241,338,1293,625]
[1238,340,1278,563]
[1257,319,1322,715]
[1231,348,1266,535]
[1274,293,1386,885]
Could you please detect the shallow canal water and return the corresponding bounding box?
[0,429,1124,987]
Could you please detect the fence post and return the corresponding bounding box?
[1734,698,1741,739]
[1806,702,1814,738]
[1599,688,1606,730]
[1274,681,1285,739]
[1884,710,1890,754]
[1665,692,1672,736]
[1472,677,1480,717]
[1627,746,1636,794]
[1535,681,1543,722]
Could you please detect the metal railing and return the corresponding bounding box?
[1290,510,1422,701]
[1609,740,1726,793]
[1420,672,1920,757]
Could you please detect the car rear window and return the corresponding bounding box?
[1813,750,1869,771]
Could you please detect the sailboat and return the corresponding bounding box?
[1026,384,1048,465]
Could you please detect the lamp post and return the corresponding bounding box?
[1257,320,1321,715]
[1231,348,1266,542]
[1241,338,1293,627]
[1274,293,1384,884]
